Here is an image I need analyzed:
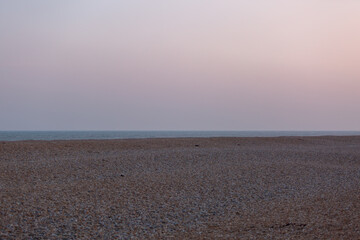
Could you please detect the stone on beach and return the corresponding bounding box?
[1,137,360,239]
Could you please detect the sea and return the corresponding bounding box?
[0,131,359,141]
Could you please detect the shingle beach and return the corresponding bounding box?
[1,137,360,239]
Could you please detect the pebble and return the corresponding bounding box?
[0,137,360,239]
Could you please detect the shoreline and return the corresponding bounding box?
[1,130,360,142]
[1,134,360,143]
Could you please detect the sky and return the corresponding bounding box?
[1,0,360,131]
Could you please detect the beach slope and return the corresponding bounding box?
[1,137,360,239]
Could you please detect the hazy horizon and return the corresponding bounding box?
[1,1,360,131]
[1,130,360,132]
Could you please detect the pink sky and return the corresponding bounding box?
[1,1,360,130]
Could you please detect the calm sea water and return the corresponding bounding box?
[0,131,359,141]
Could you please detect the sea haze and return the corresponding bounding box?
[0,131,360,141]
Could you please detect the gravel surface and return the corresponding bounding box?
[1,136,360,239]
